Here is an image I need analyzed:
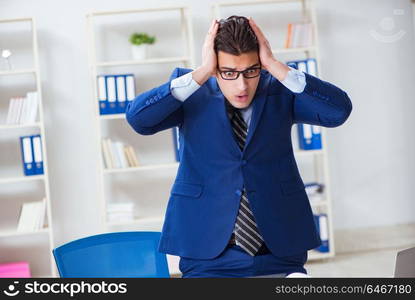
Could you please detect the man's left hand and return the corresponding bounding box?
[249,17,290,82]
[248,17,276,70]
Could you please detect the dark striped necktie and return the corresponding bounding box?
[226,100,264,256]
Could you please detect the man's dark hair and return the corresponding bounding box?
[214,15,259,55]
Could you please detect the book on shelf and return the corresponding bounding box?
[97,74,136,115]
[17,198,47,233]
[124,145,139,167]
[101,138,140,169]
[284,21,313,48]
[115,141,128,168]
[107,202,135,223]
[313,213,330,253]
[286,58,322,150]
[129,146,139,166]
[0,261,31,278]
[20,134,44,176]
[101,138,113,169]
[124,146,133,167]
[5,91,38,125]
[109,139,121,169]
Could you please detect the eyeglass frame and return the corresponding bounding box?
[217,64,262,80]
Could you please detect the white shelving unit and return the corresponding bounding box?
[212,0,335,261]
[86,6,195,276]
[0,17,56,277]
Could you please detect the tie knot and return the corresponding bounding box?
[225,99,242,120]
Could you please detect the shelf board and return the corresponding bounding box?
[0,174,45,185]
[216,0,303,7]
[0,17,33,24]
[0,68,37,76]
[88,6,188,17]
[0,228,49,238]
[99,114,126,120]
[0,122,41,130]
[103,163,179,174]
[310,201,328,207]
[308,249,334,260]
[272,46,316,55]
[95,56,190,68]
[107,216,164,227]
[295,149,324,156]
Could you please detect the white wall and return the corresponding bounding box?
[0,0,414,251]
[317,0,415,229]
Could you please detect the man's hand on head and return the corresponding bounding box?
[248,17,290,82]
[191,19,219,86]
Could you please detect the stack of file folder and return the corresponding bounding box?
[97,74,136,115]
[20,134,44,176]
[287,58,322,150]
[313,213,330,253]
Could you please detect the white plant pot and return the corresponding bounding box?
[131,44,148,60]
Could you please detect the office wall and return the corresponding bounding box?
[0,0,414,249]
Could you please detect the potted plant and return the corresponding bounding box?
[129,33,156,60]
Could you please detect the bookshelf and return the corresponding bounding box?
[212,0,336,261]
[0,17,56,277]
[86,6,195,276]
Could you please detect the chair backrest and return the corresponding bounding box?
[394,246,415,278]
[52,231,170,278]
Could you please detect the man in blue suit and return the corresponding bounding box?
[126,16,352,278]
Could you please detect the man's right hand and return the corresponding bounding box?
[192,19,219,86]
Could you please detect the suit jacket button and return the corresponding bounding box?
[235,189,242,196]
[241,160,247,165]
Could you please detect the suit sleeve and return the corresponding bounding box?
[291,72,352,127]
[126,67,193,135]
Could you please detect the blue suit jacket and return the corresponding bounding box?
[126,67,352,259]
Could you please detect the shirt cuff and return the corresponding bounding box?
[281,66,306,93]
[170,72,201,101]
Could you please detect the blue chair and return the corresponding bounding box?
[52,231,170,278]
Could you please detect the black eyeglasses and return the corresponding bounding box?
[217,65,261,80]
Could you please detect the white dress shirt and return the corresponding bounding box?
[170,66,306,128]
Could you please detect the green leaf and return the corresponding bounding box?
[129,32,156,45]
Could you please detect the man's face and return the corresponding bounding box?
[215,51,261,109]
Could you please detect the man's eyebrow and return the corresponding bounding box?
[220,63,260,70]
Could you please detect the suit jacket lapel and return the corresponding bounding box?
[244,73,270,150]
[215,92,242,156]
